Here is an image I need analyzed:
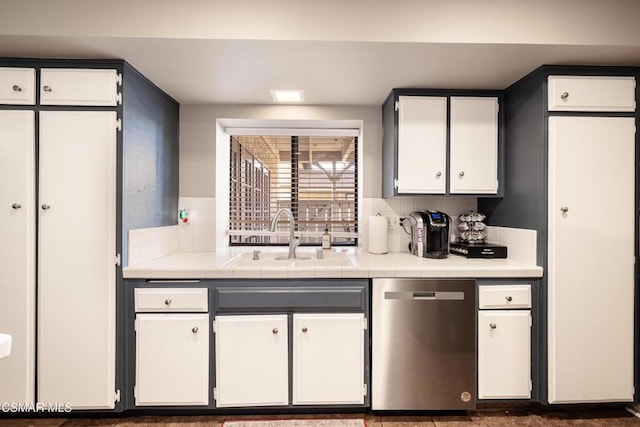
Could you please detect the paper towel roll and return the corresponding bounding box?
[369,215,388,254]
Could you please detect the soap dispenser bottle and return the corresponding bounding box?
[322,224,332,249]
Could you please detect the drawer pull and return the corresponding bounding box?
[505,296,513,302]
[192,327,198,334]
[12,85,22,92]
[302,327,308,333]
[560,91,569,100]
[272,328,279,335]
[489,323,497,330]
[12,203,21,210]
[164,299,172,306]
[43,85,52,92]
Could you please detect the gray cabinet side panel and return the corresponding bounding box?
[381,93,397,198]
[122,63,179,266]
[478,69,547,265]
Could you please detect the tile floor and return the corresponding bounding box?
[0,408,639,427]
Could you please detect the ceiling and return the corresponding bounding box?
[1,1,640,106]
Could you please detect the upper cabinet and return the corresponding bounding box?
[396,96,447,194]
[0,67,36,105]
[40,68,121,106]
[382,90,502,197]
[449,97,499,194]
[547,75,636,112]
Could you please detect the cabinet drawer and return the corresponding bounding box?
[479,285,531,309]
[0,67,35,105]
[135,288,208,312]
[40,68,120,106]
[548,76,635,112]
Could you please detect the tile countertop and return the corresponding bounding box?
[123,247,543,280]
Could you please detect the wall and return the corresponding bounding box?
[180,104,381,198]
[179,104,482,252]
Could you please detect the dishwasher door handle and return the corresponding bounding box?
[384,291,465,301]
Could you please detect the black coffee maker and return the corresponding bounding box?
[408,210,451,259]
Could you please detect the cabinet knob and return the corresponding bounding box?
[192,327,198,333]
[43,85,52,93]
[302,326,308,333]
[12,203,22,210]
[12,85,22,92]
[560,92,569,100]
[164,299,172,306]
[435,171,442,178]
[272,328,278,335]
[560,207,569,213]
[489,323,497,330]
[505,296,513,302]
[458,171,465,178]
[41,204,50,210]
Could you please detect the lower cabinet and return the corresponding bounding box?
[134,288,209,406]
[477,284,532,400]
[214,313,366,407]
[293,313,365,405]
[214,314,289,407]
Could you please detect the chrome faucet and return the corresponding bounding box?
[269,208,299,259]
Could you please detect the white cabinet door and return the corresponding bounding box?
[40,69,119,106]
[548,116,635,403]
[214,315,289,407]
[135,314,209,406]
[478,311,531,399]
[38,111,117,409]
[397,96,447,194]
[0,111,35,404]
[292,313,365,405]
[0,68,35,104]
[449,97,499,194]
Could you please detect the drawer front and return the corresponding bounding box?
[479,285,531,309]
[0,67,35,105]
[215,286,366,311]
[40,68,119,106]
[548,75,635,112]
[135,288,208,312]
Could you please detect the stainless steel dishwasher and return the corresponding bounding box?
[372,278,476,410]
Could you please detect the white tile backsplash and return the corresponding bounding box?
[179,197,216,252]
[128,225,178,266]
[486,225,538,264]
[362,196,478,254]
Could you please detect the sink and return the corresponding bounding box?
[225,251,354,268]
[0,334,12,359]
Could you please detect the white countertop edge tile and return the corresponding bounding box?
[123,250,543,279]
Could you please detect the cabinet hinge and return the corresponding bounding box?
[395,101,399,112]
[115,253,121,266]
[213,387,218,401]
[114,389,121,403]
[134,386,137,399]
[116,92,123,105]
[134,318,138,332]
[116,73,123,86]
[363,318,368,330]
[363,384,367,396]
[530,380,533,392]
[212,320,217,333]
[394,178,399,189]
[529,313,532,327]
[116,118,122,132]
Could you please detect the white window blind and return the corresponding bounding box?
[229,134,358,246]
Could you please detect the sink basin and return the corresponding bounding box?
[225,251,353,268]
[0,334,12,359]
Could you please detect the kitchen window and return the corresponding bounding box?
[228,134,358,246]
